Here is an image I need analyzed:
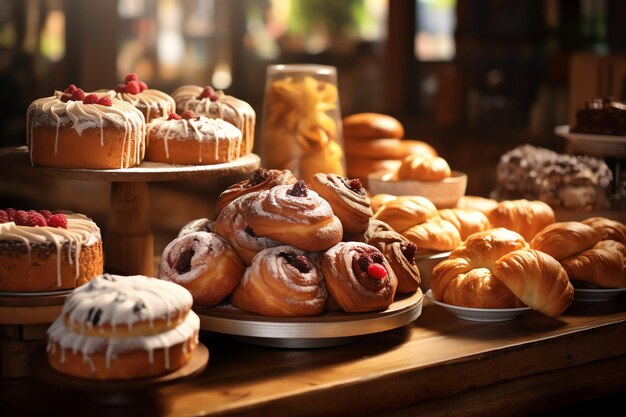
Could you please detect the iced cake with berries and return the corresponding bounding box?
[145,110,243,165]
[172,85,255,155]
[113,73,176,123]
[27,85,146,169]
[0,209,103,292]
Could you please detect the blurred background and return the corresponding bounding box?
[0,0,625,251]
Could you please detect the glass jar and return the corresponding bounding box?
[259,64,345,183]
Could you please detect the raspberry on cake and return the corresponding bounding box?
[27,84,146,169]
[0,209,103,292]
[171,85,255,156]
[113,73,176,123]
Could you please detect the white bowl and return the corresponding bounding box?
[368,170,467,208]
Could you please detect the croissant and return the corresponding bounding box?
[395,155,451,181]
[581,216,626,244]
[529,221,601,261]
[488,199,555,241]
[455,195,499,216]
[308,173,373,234]
[368,231,421,293]
[214,168,297,217]
[230,246,327,317]
[373,195,438,232]
[320,241,397,313]
[401,217,462,252]
[437,208,491,240]
[245,181,343,252]
[560,240,626,288]
[370,193,398,213]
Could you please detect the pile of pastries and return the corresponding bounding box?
[26,74,255,169]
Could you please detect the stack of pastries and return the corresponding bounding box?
[158,168,423,316]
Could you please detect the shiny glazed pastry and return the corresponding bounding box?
[214,168,298,217]
[0,209,102,292]
[401,217,462,252]
[560,239,626,288]
[27,85,145,169]
[487,199,555,241]
[394,155,451,181]
[373,195,438,232]
[113,73,176,123]
[455,195,499,216]
[308,173,373,234]
[529,221,601,261]
[437,208,491,240]
[47,274,199,379]
[321,241,397,313]
[370,193,399,213]
[244,181,343,252]
[581,216,626,244]
[367,231,420,293]
[172,85,256,155]
[230,246,327,317]
[158,231,246,306]
[145,111,243,165]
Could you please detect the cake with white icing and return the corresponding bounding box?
[145,110,243,165]
[27,85,146,169]
[172,85,255,156]
[0,209,103,292]
[113,73,176,123]
[47,273,200,380]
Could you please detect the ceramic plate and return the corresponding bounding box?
[0,288,73,297]
[554,125,626,157]
[573,287,626,302]
[425,289,531,322]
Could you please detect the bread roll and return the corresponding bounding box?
[395,155,451,181]
[343,113,404,140]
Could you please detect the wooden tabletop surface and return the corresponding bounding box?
[2,296,626,417]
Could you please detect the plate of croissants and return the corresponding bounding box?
[425,290,531,322]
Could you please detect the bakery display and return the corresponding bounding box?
[27,85,146,169]
[487,199,555,242]
[158,231,246,306]
[571,97,626,136]
[0,209,103,292]
[172,84,256,156]
[47,273,199,379]
[230,246,327,317]
[113,73,176,123]
[145,110,243,165]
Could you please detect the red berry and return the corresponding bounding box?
[0,210,8,223]
[124,73,139,83]
[199,86,214,99]
[47,214,68,229]
[64,84,78,94]
[115,83,128,93]
[14,210,46,227]
[60,94,71,102]
[97,96,112,106]
[126,80,140,94]
[83,94,99,104]
[139,81,148,92]
[5,208,16,221]
[39,210,53,219]
[168,112,182,120]
[367,263,388,280]
[70,89,85,101]
[181,110,197,120]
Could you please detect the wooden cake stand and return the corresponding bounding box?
[2,146,260,276]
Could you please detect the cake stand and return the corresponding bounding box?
[1,146,260,276]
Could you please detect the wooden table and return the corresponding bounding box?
[2,296,625,417]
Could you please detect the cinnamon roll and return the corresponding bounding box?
[368,231,421,293]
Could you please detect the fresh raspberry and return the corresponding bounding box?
[126,80,140,94]
[97,96,112,106]
[64,84,78,94]
[47,213,68,229]
[367,263,388,280]
[115,83,128,93]
[0,210,8,223]
[14,210,46,227]
[83,94,99,105]
[60,94,71,103]
[168,112,182,120]
[181,110,197,120]
[139,81,148,92]
[124,73,139,83]
[5,208,16,221]
[70,89,85,101]
[199,86,219,101]
[39,209,53,219]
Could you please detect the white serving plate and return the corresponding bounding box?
[573,287,626,302]
[425,289,531,322]
[554,125,626,157]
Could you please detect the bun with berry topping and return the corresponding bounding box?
[27,85,146,169]
[320,241,397,313]
[114,73,176,123]
[145,110,243,165]
[230,245,327,317]
[172,85,256,156]
[0,209,103,292]
[367,231,421,294]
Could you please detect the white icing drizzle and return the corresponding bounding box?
[0,214,101,286]
[146,115,242,163]
[114,89,176,123]
[172,85,255,154]
[62,274,193,334]
[26,91,146,168]
[47,309,199,370]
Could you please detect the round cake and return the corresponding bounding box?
[27,85,146,169]
[47,273,199,380]
[114,73,176,123]
[0,209,103,292]
[145,111,243,164]
[172,85,255,156]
